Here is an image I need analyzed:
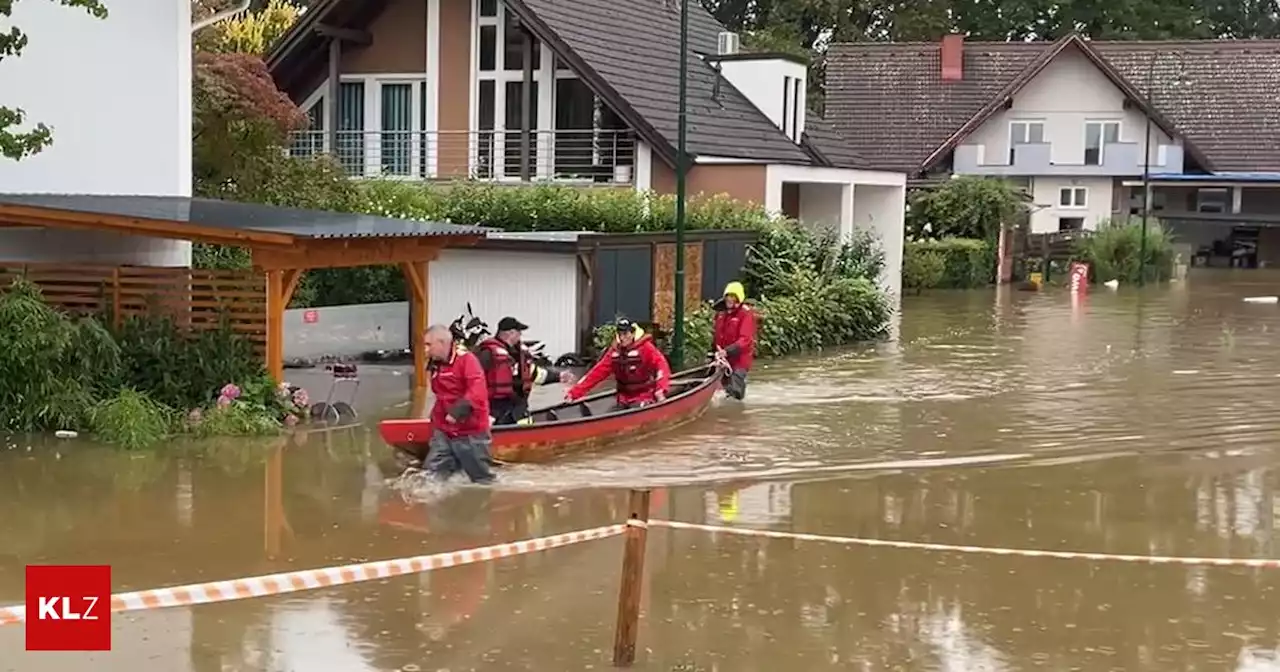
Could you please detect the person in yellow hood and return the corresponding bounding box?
[712,281,755,400]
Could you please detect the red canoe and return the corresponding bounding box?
[378,364,723,463]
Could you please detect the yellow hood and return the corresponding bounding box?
[617,325,647,342]
[723,281,745,303]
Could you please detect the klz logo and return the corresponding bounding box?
[25,565,112,651]
[37,596,101,620]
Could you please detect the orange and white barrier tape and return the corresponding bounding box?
[646,519,1280,569]
[0,523,625,626]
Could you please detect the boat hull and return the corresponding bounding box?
[378,365,722,463]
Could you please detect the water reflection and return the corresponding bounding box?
[2,272,1280,669]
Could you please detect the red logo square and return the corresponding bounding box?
[25,565,111,651]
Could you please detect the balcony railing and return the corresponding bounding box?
[954,142,1184,177]
[288,129,637,184]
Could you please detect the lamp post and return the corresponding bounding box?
[670,0,690,367]
[1138,52,1157,287]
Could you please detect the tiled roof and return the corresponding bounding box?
[509,0,813,165]
[801,113,872,169]
[825,36,1280,174]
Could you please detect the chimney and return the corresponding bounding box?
[941,34,964,81]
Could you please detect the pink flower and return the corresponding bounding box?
[277,382,291,399]
[216,395,231,409]
[220,383,241,400]
[284,413,299,427]
[291,388,310,408]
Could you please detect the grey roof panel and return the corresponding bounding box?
[801,114,872,169]
[512,0,812,165]
[0,194,490,240]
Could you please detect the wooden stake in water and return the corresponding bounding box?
[612,488,652,667]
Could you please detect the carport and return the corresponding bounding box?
[0,194,487,389]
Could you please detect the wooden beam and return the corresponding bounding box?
[0,204,297,247]
[252,236,457,270]
[315,23,373,46]
[266,270,287,382]
[400,260,429,391]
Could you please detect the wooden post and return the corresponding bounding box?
[327,37,341,158]
[612,488,651,667]
[265,269,285,382]
[263,442,285,559]
[400,260,429,391]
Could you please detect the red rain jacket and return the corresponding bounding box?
[567,332,671,405]
[713,305,756,371]
[430,348,490,437]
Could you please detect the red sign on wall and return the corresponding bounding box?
[303,310,320,324]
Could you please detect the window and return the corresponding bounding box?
[1196,187,1229,213]
[472,0,631,181]
[290,99,325,157]
[380,83,414,176]
[781,76,792,137]
[336,82,365,175]
[1058,217,1085,232]
[791,77,801,141]
[1059,186,1087,208]
[1084,121,1120,166]
[1009,121,1044,164]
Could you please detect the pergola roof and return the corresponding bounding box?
[0,194,490,247]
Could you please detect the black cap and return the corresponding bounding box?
[497,316,529,332]
[615,317,636,332]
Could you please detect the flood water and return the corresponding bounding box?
[7,269,1280,670]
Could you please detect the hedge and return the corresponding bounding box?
[903,238,994,290]
[1072,218,1175,284]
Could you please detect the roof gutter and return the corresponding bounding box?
[502,0,682,169]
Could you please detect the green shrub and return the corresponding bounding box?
[904,238,994,289]
[592,220,891,367]
[906,176,1022,240]
[903,244,947,294]
[90,389,174,450]
[113,314,264,412]
[0,279,108,431]
[1072,218,1174,284]
[188,402,281,437]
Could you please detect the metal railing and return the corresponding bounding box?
[288,129,637,184]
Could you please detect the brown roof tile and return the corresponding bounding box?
[826,37,1280,174]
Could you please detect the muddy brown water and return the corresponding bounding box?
[6,269,1280,670]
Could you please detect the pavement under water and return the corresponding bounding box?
[6,269,1280,670]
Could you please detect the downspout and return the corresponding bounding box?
[191,0,251,32]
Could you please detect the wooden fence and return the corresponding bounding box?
[0,263,267,346]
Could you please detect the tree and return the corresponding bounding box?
[194,0,301,55]
[1,0,108,160]
[905,177,1023,241]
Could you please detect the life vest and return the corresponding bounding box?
[479,338,533,400]
[610,335,656,395]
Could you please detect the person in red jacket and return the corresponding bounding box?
[476,316,575,426]
[424,324,494,483]
[564,318,671,411]
[713,281,756,400]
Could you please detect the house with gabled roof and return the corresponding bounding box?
[265,0,909,296]
[826,33,1280,268]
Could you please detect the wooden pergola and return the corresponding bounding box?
[0,194,488,389]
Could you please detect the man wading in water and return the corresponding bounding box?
[423,324,495,483]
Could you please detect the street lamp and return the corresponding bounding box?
[670,0,690,367]
[1138,51,1156,286]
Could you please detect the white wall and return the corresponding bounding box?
[797,183,846,234]
[0,0,192,266]
[853,184,906,302]
[428,249,580,358]
[965,48,1175,167]
[718,57,807,140]
[1029,176,1116,233]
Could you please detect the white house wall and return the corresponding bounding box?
[1029,176,1116,233]
[717,58,807,139]
[0,0,192,266]
[965,48,1175,168]
[853,184,906,301]
[797,183,845,234]
[428,249,580,359]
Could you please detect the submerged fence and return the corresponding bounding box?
[4,488,1279,666]
[0,262,267,347]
